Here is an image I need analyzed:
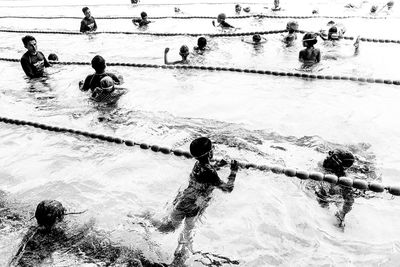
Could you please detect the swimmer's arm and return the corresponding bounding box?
[316,49,321,62]
[42,52,51,67]
[217,160,238,193]
[132,18,140,26]
[164,47,176,65]
[80,20,86,33]
[20,57,35,78]
[93,19,98,31]
[80,76,91,91]
[298,50,305,62]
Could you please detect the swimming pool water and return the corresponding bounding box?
[1,0,400,266]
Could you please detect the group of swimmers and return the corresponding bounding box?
[13,3,381,266]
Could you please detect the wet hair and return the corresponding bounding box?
[302,32,317,46]
[48,53,58,61]
[328,26,338,34]
[197,37,207,49]
[91,55,106,73]
[82,7,89,14]
[370,5,378,13]
[235,4,241,11]
[190,137,212,158]
[252,34,261,43]
[312,9,318,14]
[323,149,355,175]
[217,13,226,21]
[141,11,147,18]
[286,21,298,32]
[179,45,189,57]
[388,1,394,8]
[21,35,36,46]
[35,200,66,228]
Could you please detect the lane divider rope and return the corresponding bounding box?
[1,28,399,45]
[0,57,398,86]
[0,14,395,19]
[0,28,286,37]
[0,115,398,196]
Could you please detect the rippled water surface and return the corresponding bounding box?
[1,0,400,266]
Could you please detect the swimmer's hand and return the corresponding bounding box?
[79,80,84,90]
[164,47,170,54]
[117,75,124,84]
[230,160,239,172]
[215,159,229,167]
[212,20,216,27]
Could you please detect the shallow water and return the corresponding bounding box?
[1,0,400,266]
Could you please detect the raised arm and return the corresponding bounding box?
[217,160,239,193]
[164,47,170,64]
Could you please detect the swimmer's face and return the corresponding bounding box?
[235,5,241,12]
[84,9,91,18]
[25,40,37,54]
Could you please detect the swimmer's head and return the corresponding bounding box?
[286,20,299,32]
[141,11,147,19]
[217,13,226,22]
[370,5,378,13]
[243,7,251,12]
[22,35,37,54]
[302,32,317,47]
[252,34,262,43]
[327,20,335,26]
[190,137,213,159]
[312,9,319,14]
[179,45,190,57]
[35,200,66,229]
[328,26,339,40]
[82,6,91,18]
[323,149,355,174]
[235,4,241,12]
[285,34,296,44]
[91,55,106,73]
[197,37,207,49]
[174,7,181,13]
[388,1,394,9]
[100,76,115,92]
[48,53,58,61]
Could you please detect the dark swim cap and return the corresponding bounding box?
[48,53,58,61]
[323,149,355,172]
[190,137,212,158]
[35,200,66,228]
[370,5,378,13]
[141,11,147,18]
[303,32,317,45]
[91,55,106,72]
[179,45,189,56]
[253,34,262,43]
[197,37,207,48]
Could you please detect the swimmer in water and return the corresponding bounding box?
[91,76,126,104]
[10,200,166,266]
[314,150,357,227]
[47,53,58,61]
[212,13,235,29]
[79,55,123,92]
[138,137,239,262]
[80,7,97,33]
[242,34,267,45]
[193,37,210,53]
[164,45,190,64]
[235,4,242,14]
[272,0,281,11]
[20,35,51,78]
[283,20,298,46]
[132,11,152,27]
[299,32,321,65]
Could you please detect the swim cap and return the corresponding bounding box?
[323,149,355,172]
[190,137,212,158]
[303,32,317,41]
[253,34,262,43]
[327,20,335,26]
[388,1,394,8]
[35,200,66,228]
[286,21,299,31]
[179,45,189,56]
[141,11,147,18]
[328,26,339,40]
[100,76,114,91]
[91,55,106,72]
[217,13,226,20]
[48,53,58,61]
[370,5,378,13]
[197,37,207,48]
[243,7,251,12]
